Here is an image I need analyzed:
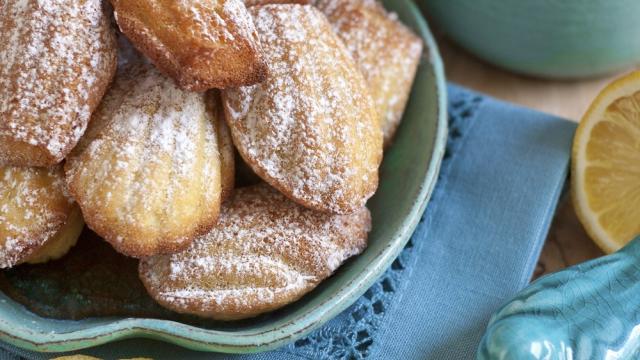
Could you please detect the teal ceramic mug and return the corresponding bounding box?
[420,0,640,78]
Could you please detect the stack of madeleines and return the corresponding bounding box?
[0,0,423,320]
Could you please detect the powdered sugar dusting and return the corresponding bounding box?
[140,184,370,319]
[223,5,382,214]
[65,64,222,256]
[0,0,116,164]
[0,165,74,268]
[243,0,312,7]
[314,0,423,144]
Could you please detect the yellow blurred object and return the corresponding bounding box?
[25,206,84,264]
[572,70,640,253]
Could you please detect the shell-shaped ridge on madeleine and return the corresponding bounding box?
[65,65,228,258]
[139,184,371,320]
[222,4,383,214]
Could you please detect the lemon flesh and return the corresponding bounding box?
[572,71,640,253]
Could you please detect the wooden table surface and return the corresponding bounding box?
[436,36,640,277]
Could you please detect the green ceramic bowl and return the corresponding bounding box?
[421,0,640,78]
[0,0,447,354]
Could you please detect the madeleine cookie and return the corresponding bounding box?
[65,64,229,258]
[0,165,83,269]
[24,206,84,265]
[243,0,311,7]
[0,0,117,167]
[111,0,267,91]
[222,5,382,214]
[315,0,423,145]
[139,184,370,320]
[211,92,236,202]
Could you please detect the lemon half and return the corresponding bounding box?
[572,71,640,253]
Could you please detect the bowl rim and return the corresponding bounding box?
[0,0,448,354]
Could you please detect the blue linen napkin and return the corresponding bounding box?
[0,85,576,360]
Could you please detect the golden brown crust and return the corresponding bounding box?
[111,0,267,91]
[222,5,383,214]
[25,206,84,265]
[314,0,423,146]
[243,0,312,7]
[210,91,236,202]
[139,184,371,320]
[0,165,80,268]
[0,0,117,167]
[65,64,225,258]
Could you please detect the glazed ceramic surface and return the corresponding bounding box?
[478,235,640,359]
[0,0,448,354]
[420,0,640,78]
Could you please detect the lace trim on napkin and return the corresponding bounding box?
[284,89,484,359]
